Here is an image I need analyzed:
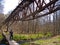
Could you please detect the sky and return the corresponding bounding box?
[3,0,49,14]
[0,0,4,13]
[4,0,19,14]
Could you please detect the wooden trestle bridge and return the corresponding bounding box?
[0,0,60,45]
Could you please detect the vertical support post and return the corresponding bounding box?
[27,21,29,33]
[22,21,23,33]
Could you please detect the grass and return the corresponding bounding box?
[13,33,44,41]
[13,32,52,41]
[31,35,60,45]
[20,43,30,45]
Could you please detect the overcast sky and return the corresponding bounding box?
[4,0,19,14]
[3,0,51,14]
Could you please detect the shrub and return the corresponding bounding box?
[45,32,52,38]
[0,34,3,40]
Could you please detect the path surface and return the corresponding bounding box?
[9,40,19,45]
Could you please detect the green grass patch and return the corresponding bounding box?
[13,32,52,41]
[13,33,44,41]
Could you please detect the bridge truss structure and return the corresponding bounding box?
[0,0,60,31]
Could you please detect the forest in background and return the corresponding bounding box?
[2,10,60,36]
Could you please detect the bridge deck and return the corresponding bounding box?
[2,32,19,45]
